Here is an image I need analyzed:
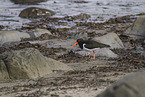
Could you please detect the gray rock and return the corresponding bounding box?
[70,13,91,20]
[1,48,72,80]
[28,29,52,38]
[0,60,10,81]
[140,51,145,56]
[94,29,108,35]
[10,0,47,4]
[2,41,20,47]
[125,15,145,39]
[72,32,88,39]
[97,71,145,97]
[64,13,91,20]
[76,48,118,58]
[45,39,76,50]
[19,7,55,18]
[136,46,144,52]
[67,0,88,3]
[93,33,124,49]
[142,40,145,45]
[0,30,30,46]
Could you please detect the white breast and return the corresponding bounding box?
[83,44,99,51]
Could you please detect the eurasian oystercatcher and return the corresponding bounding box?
[72,38,110,59]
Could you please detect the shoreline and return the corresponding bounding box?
[0,13,145,97]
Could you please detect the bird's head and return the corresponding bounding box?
[72,38,84,47]
[77,38,84,43]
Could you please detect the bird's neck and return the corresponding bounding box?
[78,42,84,49]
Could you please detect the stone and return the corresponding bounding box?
[97,71,145,97]
[76,48,118,58]
[67,0,88,3]
[0,60,10,81]
[19,7,55,18]
[136,46,144,52]
[125,15,145,39]
[64,13,91,20]
[0,30,30,46]
[46,39,76,50]
[1,48,72,80]
[10,0,47,4]
[30,29,52,38]
[142,40,145,45]
[72,32,88,39]
[140,51,145,56]
[93,33,124,49]
[71,13,91,20]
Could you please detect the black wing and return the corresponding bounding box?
[84,40,110,49]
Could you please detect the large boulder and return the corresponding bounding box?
[125,15,145,39]
[0,30,30,46]
[97,71,145,97]
[19,7,55,18]
[0,60,10,81]
[10,0,47,4]
[0,48,72,80]
[29,29,52,38]
[93,33,124,49]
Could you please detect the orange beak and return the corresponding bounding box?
[72,42,78,47]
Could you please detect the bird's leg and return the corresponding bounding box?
[89,52,91,58]
[92,51,95,59]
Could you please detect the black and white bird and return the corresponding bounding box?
[72,38,110,59]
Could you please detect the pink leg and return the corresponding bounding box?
[92,51,95,59]
[89,52,91,58]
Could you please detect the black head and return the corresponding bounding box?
[76,39,85,49]
[77,38,84,43]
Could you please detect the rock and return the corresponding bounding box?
[72,32,88,39]
[140,51,145,56]
[0,60,10,81]
[94,48,118,58]
[0,30,30,46]
[67,0,88,3]
[65,13,91,20]
[2,42,21,47]
[106,16,131,24]
[142,40,145,45]
[125,15,145,39]
[0,25,5,30]
[93,33,124,49]
[136,46,144,52]
[76,48,118,58]
[46,39,76,50]
[97,71,145,97]
[10,0,47,4]
[19,7,55,18]
[71,13,91,20]
[29,29,52,38]
[1,48,72,80]
[94,29,108,35]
